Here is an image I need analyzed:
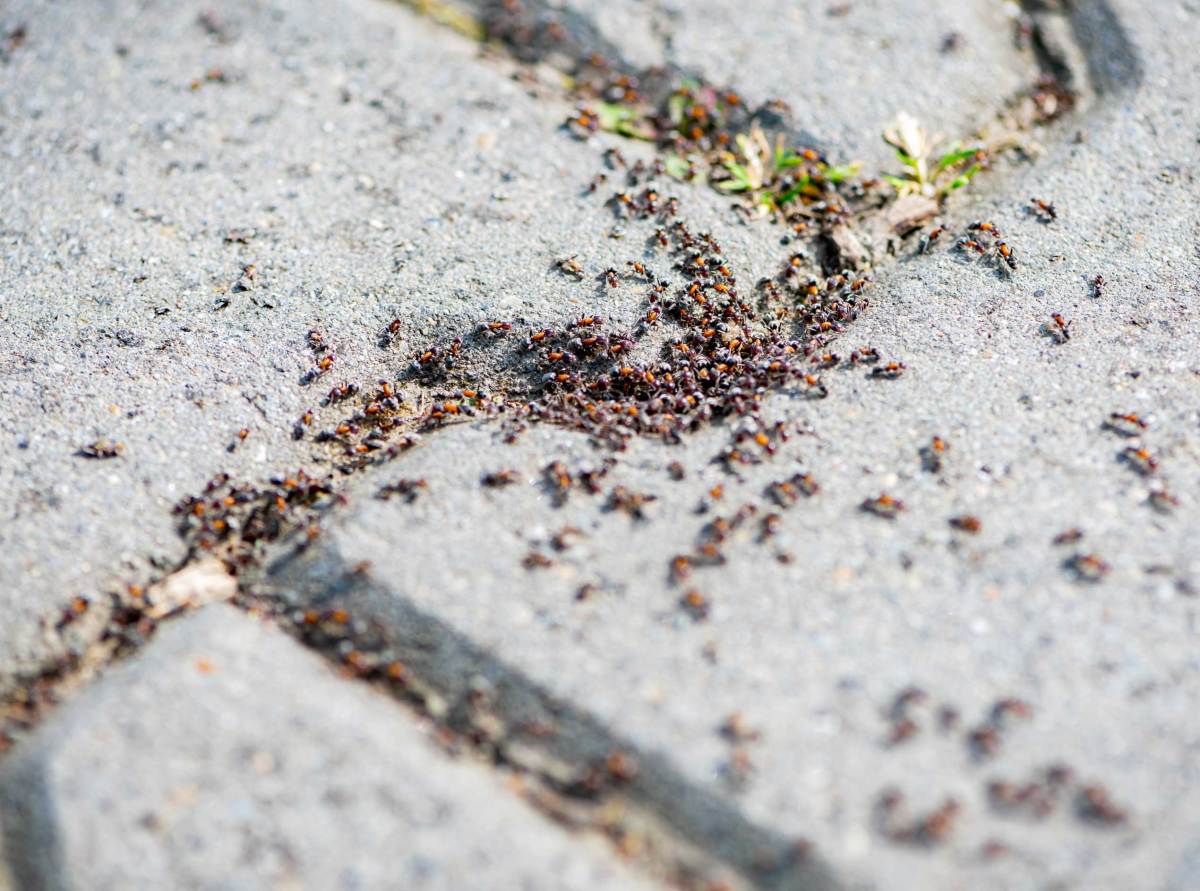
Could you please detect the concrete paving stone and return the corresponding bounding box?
[268,2,1200,888]
[2,0,1197,886]
[0,0,786,691]
[479,0,1044,171]
[0,0,1094,693]
[0,825,11,891]
[0,605,661,891]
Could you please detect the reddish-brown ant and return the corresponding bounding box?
[1029,197,1057,221]
[918,226,945,254]
[1045,313,1072,343]
[482,469,520,488]
[1119,446,1158,475]
[1103,412,1148,437]
[1065,552,1110,582]
[556,256,584,279]
[1052,528,1083,546]
[861,494,905,519]
[869,362,906,380]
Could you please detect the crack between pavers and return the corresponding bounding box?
[1,556,835,891]
[256,544,841,891]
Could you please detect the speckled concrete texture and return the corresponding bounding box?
[0,606,661,890]
[2,0,1198,887]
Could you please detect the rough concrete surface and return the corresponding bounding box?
[1,0,1198,888]
[0,0,748,688]
[0,0,1050,689]
[0,605,659,891]
[534,0,1043,169]
[267,2,1199,890]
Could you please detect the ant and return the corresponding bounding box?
[1052,528,1084,546]
[875,791,961,845]
[77,438,124,459]
[1102,412,1147,437]
[550,525,583,552]
[1045,313,1072,343]
[380,318,402,345]
[55,596,91,631]
[606,485,657,521]
[1119,446,1158,476]
[993,241,1016,271]
[523,551,553,569]
[1076,785,1127,825]
[556,256,584,279]
[869,362,906,380]
[967,220,1001,236]
[603,147,627,170]
[766,473,819,507]
[1029,197,1057,221]
[920,435,947,472]
[375,478,427,503]
[849,346,880,365]
[679,589,709,621]
[566,107,598,137]
[1148,487,1180,513]
[326,381,357,403]
[1065,552,1110,583]
[482,469,520,488]
[918,225,946,254]
[861,494,905,519]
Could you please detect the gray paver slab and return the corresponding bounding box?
[267,2,1200,887]
[2,0,1197,887]
[0,0,766,689]
[0,605,659,891]
[0,829,11,891]
[489,0,1043,170]
[0,0,1100,696]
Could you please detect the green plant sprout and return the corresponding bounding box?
[594,102,657,140]
[707,125,861,211]
[882,112,985,199]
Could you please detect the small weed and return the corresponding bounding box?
[594,102,657,140]
[712,124,860,212]
[570,78,861,216]
[883,113,986,200]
